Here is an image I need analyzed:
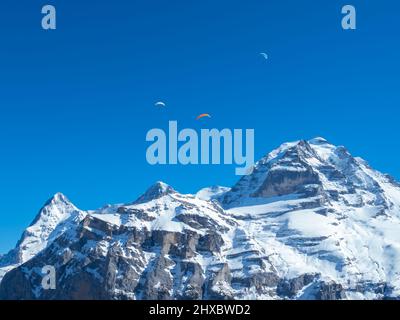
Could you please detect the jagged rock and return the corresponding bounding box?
[197,233,224,253]
[134,181,176,204]
[234,272,280,293]
[205,263,234,300]
[178,261,204,300]
[255,166,320,198]
[277,274,317,298]
[316,282,346,300]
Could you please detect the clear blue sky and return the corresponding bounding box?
[0,0,399,253]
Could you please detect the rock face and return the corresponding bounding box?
[253,141,321,198]
[1,137,400,300]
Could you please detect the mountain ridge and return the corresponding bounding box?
[1,137,400,300]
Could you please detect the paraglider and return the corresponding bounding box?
[196,113,211,120]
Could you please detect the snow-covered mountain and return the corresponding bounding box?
[0,193,86,281]
[221,137,400,299]
[1,137,400,300]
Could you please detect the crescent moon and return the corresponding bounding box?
[155,101,166,107]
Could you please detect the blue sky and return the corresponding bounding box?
[0,0,399,253]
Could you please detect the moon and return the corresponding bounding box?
[260,52,268,60]
[155,101,166,107]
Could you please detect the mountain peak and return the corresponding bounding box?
[45,192,71,207]
[222,138,340,206]
[134,181,176,204]
[149,181,175,194]
[31,193,76,226]
[54,192,67,200]
[0,192,83,267]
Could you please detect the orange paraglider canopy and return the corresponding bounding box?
[196,113,211,120]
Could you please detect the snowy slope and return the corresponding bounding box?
[93,182,235,236]
[196,186,231,201]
